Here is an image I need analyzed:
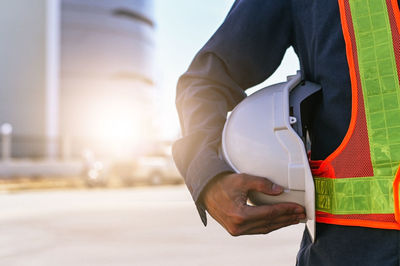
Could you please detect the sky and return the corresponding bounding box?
[154,0,300,139]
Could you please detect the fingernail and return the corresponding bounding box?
[272,184,283,193]
[297,214,306,220]
[295,207,304,214]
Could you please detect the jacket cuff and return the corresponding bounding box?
[187,151,235,202]
[196,201,208,226]
[185,150,235,226]
[194,169,234,226]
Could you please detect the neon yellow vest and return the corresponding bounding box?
[311,0,400,229]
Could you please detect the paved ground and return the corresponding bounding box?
[0,185,304,266]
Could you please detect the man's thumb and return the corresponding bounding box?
[245,174,284,195]
[271,183,284,194]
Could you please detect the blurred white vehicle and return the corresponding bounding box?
[133,156,182,185]
[110,155,183,186]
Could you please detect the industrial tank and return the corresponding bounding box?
[0,0,60,158]
[60,0,156,158]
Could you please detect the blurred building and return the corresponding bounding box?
[0,0,60,158]
[0,0,156,159]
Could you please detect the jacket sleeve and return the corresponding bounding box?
[172,0,293,225]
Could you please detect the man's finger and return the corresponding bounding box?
[242,220,301,235]
[243,202,305,222]
[237,212,305,234]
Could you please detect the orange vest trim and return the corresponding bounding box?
[311,0,400,230]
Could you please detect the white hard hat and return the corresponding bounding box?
[220,72,320,241]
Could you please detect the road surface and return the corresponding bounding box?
[0,185,304,266]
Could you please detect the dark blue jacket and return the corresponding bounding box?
[174,0,349,210]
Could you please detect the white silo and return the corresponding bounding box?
[60,0,157,158]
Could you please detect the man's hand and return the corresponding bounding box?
[202,173,306,236]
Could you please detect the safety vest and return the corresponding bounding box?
[311,0,400,229]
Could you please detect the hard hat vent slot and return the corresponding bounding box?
[289,81,322,142]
